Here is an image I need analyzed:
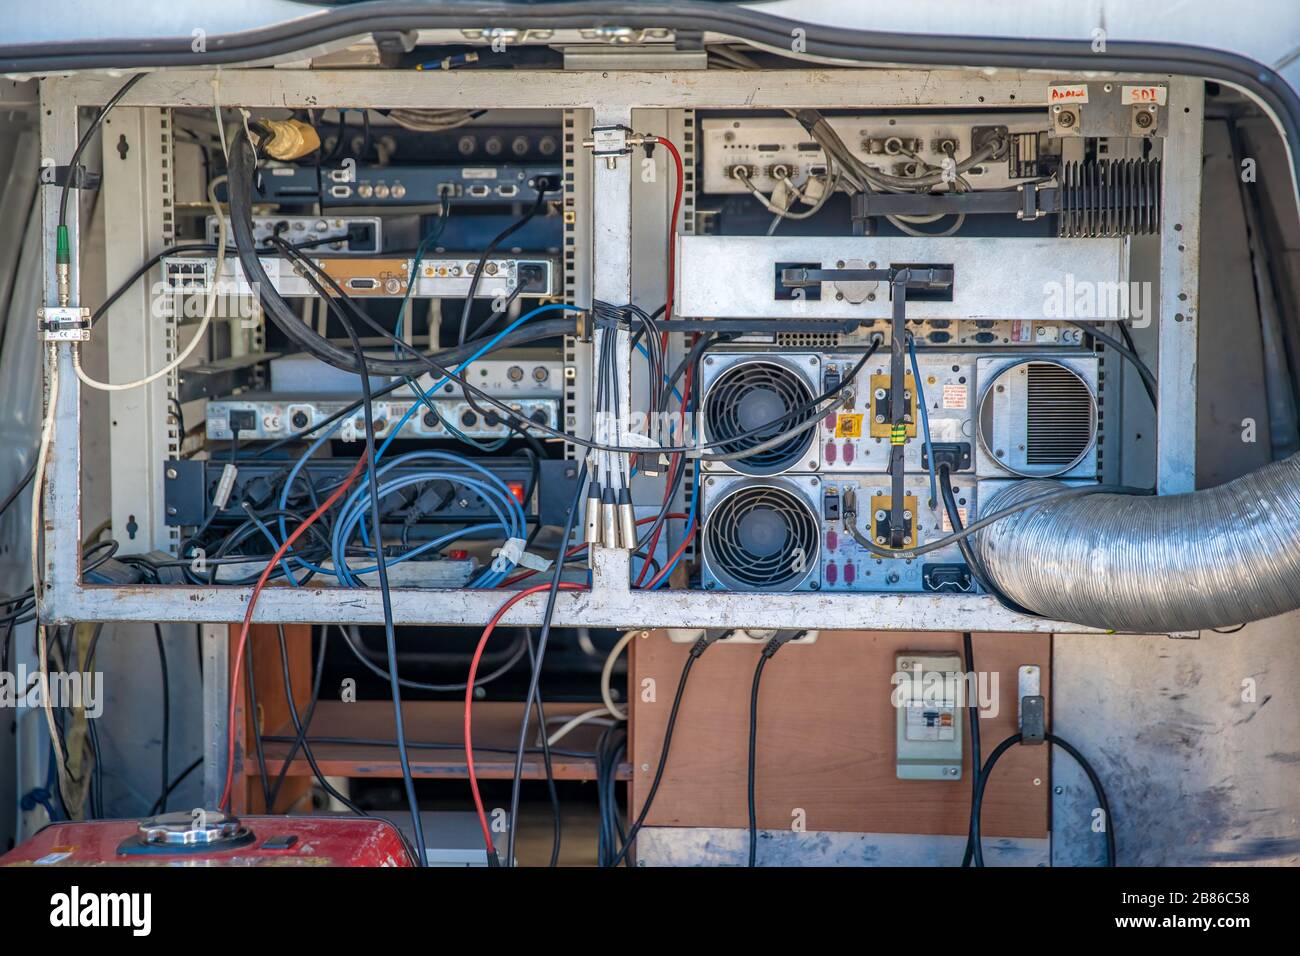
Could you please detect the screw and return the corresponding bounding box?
[166,467,178,480]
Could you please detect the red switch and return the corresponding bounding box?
[507,481,526,505]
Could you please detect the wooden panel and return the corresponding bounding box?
[630,630,1049,838]
[232,623,312,814]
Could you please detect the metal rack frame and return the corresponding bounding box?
[37,67,1201,634]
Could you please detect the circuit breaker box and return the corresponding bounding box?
[894,653,964,780]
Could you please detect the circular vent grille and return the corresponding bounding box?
[703,482,818,591]
[703,359,816,476]
[978,360,1097,477]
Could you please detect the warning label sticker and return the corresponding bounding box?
[835,413,864,439]
[941,506,969,533]
[941,384,967,410]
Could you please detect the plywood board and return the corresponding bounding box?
[630,630,1049,838]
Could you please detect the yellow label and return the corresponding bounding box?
[835,413,864,439]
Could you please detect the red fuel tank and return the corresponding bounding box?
[0,812,415,867]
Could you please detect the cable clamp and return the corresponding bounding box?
[501,536,552,573]
[38,306,91,342]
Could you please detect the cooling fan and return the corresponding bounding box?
[700,477,821,591]
[700,355,820,476]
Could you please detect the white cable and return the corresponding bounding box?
[545,707,615,748]
[601,629,637,721]
[73,179,227,392]
[31,348,72,805]
[31,343,58,605]
[211,76,230,164]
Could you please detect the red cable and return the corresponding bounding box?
[219,451,369,811]
[464,582,588,855]
[636,353,695,587]
[642,519,697,590]
[653,135,685,329]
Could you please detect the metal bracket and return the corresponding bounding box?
[39,164,100,191]
[783,266,953,546]
[38,306,90,342]
[1018,664,1045,744]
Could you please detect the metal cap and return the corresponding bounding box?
[138,810,244,847]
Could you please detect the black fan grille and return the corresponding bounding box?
[703,360,815,476]
[703,483,818,591]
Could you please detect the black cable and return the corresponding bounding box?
[1068,320,1158,407]
[152,624,172,814]
[332,287,427,864]
[606,632,719,868]
[521,628,563,869]
[0,460,37,520]
[91,235,357,327]
[960,631,979,867]
[58,73,143,227]
[747,631,802,867]
[242,633,273,812]
[505,459,588,867]
[273,624,366,815]
[262,212,845,459]
[336,623,529,693]
[970,732,1116,867]
[149,757,203,816]
[248,320,578,458]
[456,188,554,347]
[267,624,330,811]
[937,464,1040,618]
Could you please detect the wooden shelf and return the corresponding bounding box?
[253,700,631,781]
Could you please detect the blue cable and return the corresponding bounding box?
[376,302,583,463]
[908,334,939,508]
[331,473,517,587]
[275,302,575,570]
[329,450,526,587]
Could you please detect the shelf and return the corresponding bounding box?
[253,700,631,781]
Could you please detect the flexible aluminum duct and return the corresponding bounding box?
[970,454,1300,632]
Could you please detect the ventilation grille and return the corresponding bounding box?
[1026,362,1094,466]
[1058,158,1161,238]
[704,483,818,591]
[703,360,815,475]
[777,332,840,349]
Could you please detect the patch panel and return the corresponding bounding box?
[249,163,563,206]
[205,394,560,441]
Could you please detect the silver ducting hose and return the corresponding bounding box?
[970,453,1300,632]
